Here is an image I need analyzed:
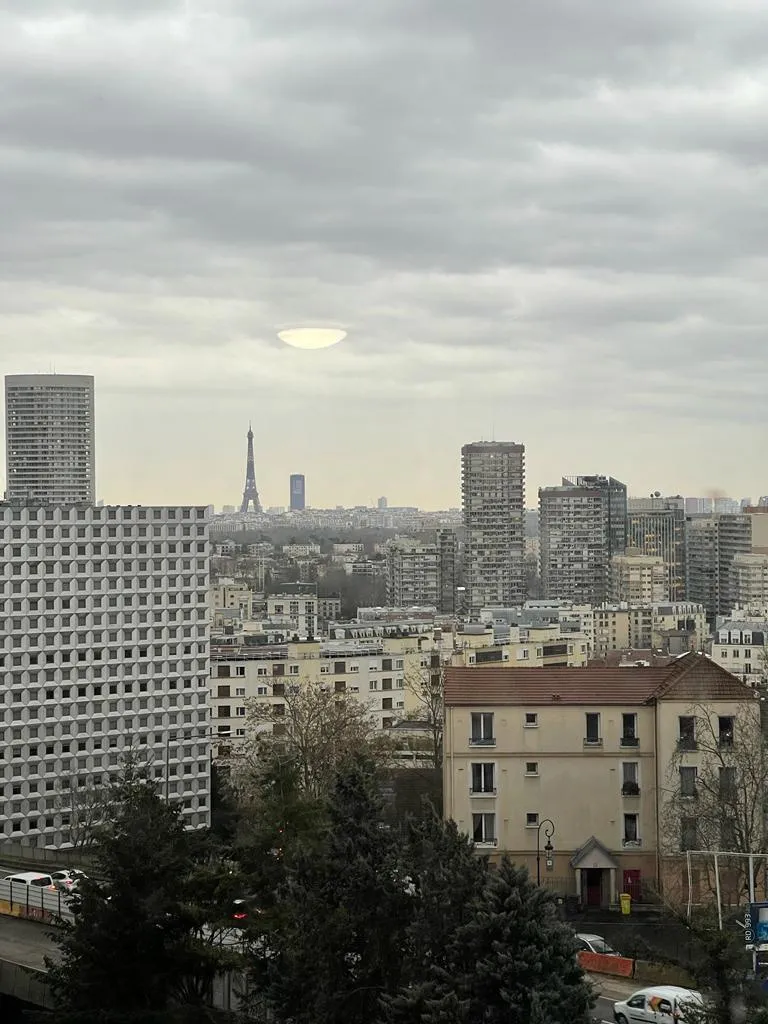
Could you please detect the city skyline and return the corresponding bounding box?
[0,382,761,512]
[2,2,766,510]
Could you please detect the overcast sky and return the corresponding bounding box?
[2,0,766,510]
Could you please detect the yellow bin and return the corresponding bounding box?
[620,893,631,916]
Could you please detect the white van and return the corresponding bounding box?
[613,986,704,1023]
[3,872,56,890]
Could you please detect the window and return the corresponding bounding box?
[525,761,538,775]
[623,813,639,844]
[524,712,538,728]
[584,712,601,745]
[678,716,696,750]
[719,766,736,800]
[621,713,638,746]
[718,716,734,748]
[470,712,495,746]
[679,766,697,798]
[621,762,639,795]
[472,812,496,845]
[470,763,495,794]
[526,812,539,827]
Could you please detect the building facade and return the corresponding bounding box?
[289,474,306,512]
[627,496,686,600]
[729,553,768,611]
[0,503,212,844]
[5,374,96,506]
[609,553,667,605]
[685,514,752,622]
[443,654,756,906]
[461,441,526,615]
[385,530,457,613]
[266,585,318,639]
[539,476,627,605]
[712,614,768,687]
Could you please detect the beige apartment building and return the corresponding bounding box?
[210,632,436,755]
[450,624,589,669]
[210,578,254,626]
[444,654,757,907]
[609,553,668,605]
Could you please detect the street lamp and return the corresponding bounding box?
[536,818,555,886]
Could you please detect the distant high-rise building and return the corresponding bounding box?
[377,496,388,510]
[685,513,752,622]
[290,474,306,511]
[462,441,525,614]
[539,475,627,604]
[685,497,714,515]
[385,529,458,613]
[5,373,95,505]
[627,495,686,600]
[239,424,262,514]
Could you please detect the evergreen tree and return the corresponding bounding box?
[41,764,237,1024]
[249,757,413,1024]
[383,858,594,1024]
[395,810,488,983]
[234,753,327,923]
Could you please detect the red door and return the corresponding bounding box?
[623,869,641,902]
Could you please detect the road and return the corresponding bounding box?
[594,995,615,1022]
[0,915,58,970]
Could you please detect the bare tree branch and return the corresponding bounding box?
[402,662,444,769]
[231,680,396,799]
[661,700,766,907]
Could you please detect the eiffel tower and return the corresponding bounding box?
[239,423,262,514]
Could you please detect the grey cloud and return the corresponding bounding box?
[1,0,767,506]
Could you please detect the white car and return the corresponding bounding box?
[51,869,87,891]
[613,985,704,1023]
[574,932,621,956]
[3,872,56,890]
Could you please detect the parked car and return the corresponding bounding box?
[51,869,87,892]
[613,985,704,1023]
[574,932,621,956]
[3,872,56,891]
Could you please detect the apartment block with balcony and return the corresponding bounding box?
[609,553,668,604]
[385,530,458,613]
[443,653,755,907]
[462,441,526,614]
[686,513,752,623]
[539,476,628,605]
[209,633,434,754]
[729,553,768,611]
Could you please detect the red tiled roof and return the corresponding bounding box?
[444,653,754,707]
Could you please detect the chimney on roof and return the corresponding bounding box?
[552,693,561,702]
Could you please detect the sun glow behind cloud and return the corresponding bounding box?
[277,327,347,350]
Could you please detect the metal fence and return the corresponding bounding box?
[0,877,75,924]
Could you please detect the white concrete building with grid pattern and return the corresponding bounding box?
[0,503,212,844]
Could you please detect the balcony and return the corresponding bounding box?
[583,737,602,747]
[622,837,643,848]
[474,837,498,848]
[469,788,497,797]
[621,782,640,797]
[620,735,639,748]
[469,737,496,747]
